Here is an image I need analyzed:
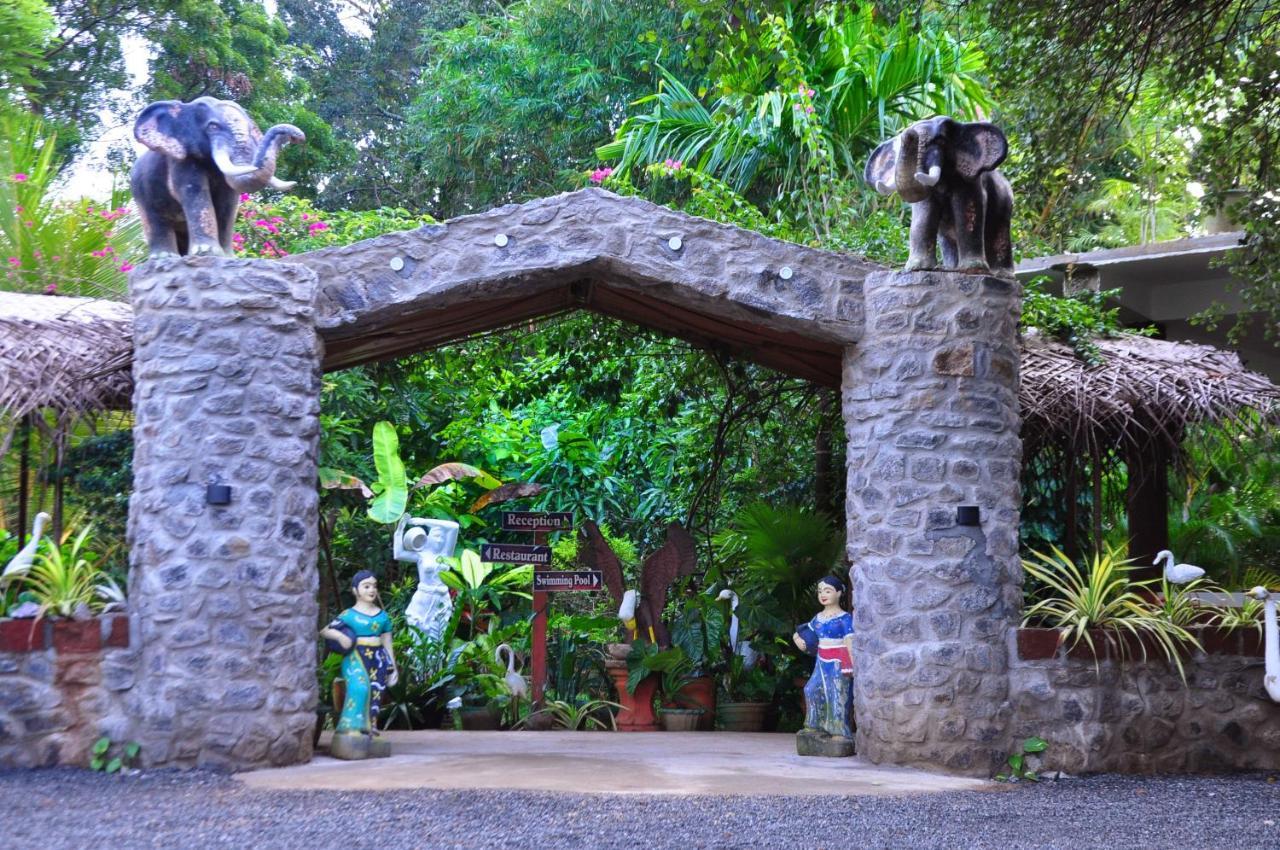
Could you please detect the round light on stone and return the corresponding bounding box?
[389,256,405,272]
[495,233,509,247]
[779,266,794,280]
[668,236,683,251]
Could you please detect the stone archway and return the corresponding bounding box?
[126,188,1022,774]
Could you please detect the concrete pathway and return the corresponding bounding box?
[239,730,992,796]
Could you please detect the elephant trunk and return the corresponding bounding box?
[219,124,306,193]
[894,126,929,203]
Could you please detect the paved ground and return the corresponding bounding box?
[1,732,1277,849]
[241,731,990,796]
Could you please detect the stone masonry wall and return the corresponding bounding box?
[845,270,1023,776]
[127,256,322,769]
[1010,628,1280,772]
[0,616,134,768]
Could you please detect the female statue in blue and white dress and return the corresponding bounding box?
[394,513,460,643]
[320,570,398,760]
[793,574,855,742]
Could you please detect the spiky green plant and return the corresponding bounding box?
[1021,545,1200,678]
[21,525,116,618]
[516,697,621,731]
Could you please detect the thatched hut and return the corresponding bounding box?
[0,291,133,541]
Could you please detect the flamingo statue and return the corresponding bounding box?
[495,643,528,700]
[715,588,758,668]
[1153,549,1205,584]
[1,512,51,585]
[1247,587,1280,703]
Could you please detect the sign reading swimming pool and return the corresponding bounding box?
[533,570,604,592]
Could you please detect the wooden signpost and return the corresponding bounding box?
[482,510,599,717]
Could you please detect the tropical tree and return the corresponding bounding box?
[599,4,991,236]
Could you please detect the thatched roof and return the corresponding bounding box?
[0,291,133,435]
[0,291,1275,460]
[1020,330,1279,456]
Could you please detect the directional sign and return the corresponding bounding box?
[501,511,574,533]
[533,570,604,592]
[480,542,551,566]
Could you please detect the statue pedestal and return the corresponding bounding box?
[330,732,390,760]
[605,661,659,731]
[796,729,854,758]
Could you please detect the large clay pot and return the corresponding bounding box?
[658,707,704,732]
[718,701,770,732]
[605,660,659,731]
[675,676,716,731]
[459,705,502,730]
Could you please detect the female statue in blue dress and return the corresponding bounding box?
[320,570,398,760]
[793,574,855,748]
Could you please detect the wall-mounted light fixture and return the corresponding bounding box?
[956,505,980,526]
[206,484,232,506]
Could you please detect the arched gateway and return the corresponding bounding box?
[126,188,1022,774]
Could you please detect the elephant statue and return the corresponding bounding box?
[864,116,1013,275]
[130,97,305,257]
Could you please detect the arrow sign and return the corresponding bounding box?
[480,542,551,566]
[501,511,573,533]
[533,570,604,592]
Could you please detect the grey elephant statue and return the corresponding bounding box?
[130,97,305,257]
[864,116,1013,275]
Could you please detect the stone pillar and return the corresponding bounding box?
[844,270,1022,776]
[127,256,322,769]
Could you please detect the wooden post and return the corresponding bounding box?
[531,529,548,711]
[1126,436,1171,581]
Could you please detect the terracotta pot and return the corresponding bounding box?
[459,705,502,730]
[675,676,716,731]
[605,663,659,731]
[658,707,704,732]
[331,678,346,717]
[718,701,770,732]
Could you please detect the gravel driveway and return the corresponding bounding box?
[1,769,1277,849]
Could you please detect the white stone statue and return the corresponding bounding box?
[394,513,460,643]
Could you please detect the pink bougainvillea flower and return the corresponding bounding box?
[301,213,310,220]
[23,220,33,227]
[589,166,614,184]
[807,88,815,98]
[6,257,18,267]
[51,255,60,261]
[14,205,22,213]
[240,193,250,202]
[307,221,328,233]
[11,173,28,182]
[119,262,134,273]
[805,105,815,114]
[45,283,57,294]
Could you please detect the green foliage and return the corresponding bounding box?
[439,549,533,632]
[1020,278,1151,366]
[233,194,436,259]
[90,736,141,774]
[994,736,1048,783]
[712,502,844,641]
[0,0,54,95]
[517,696,620,731]
[670,593,726,674]
[1021,545,1200,678]
[719,652,776,703]
[19,525,123,619]
[0,112,143,299]
[368,421,409,523]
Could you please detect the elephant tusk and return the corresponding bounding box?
[213,145,259,177]
[915,165,942,187]
[266,176,297,191]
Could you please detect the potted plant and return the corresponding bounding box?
[655,652,703,732]
[717,654,775,731]
[670,594,725,730]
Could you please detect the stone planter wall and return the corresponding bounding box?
[1009,627,1280,772]
[0,615,135,768]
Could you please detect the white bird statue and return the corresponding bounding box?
[1,512,51,585]
[617,589,638,639]
[1153,549,1205,584]
[1248,587,1280,703]
[495,643,528,700]
[715,588,758,668]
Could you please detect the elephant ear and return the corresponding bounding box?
[864,138,897,195]
[134,101,188,161]
[952,122,1008,180]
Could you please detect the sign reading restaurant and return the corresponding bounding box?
[480,542,552,566]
